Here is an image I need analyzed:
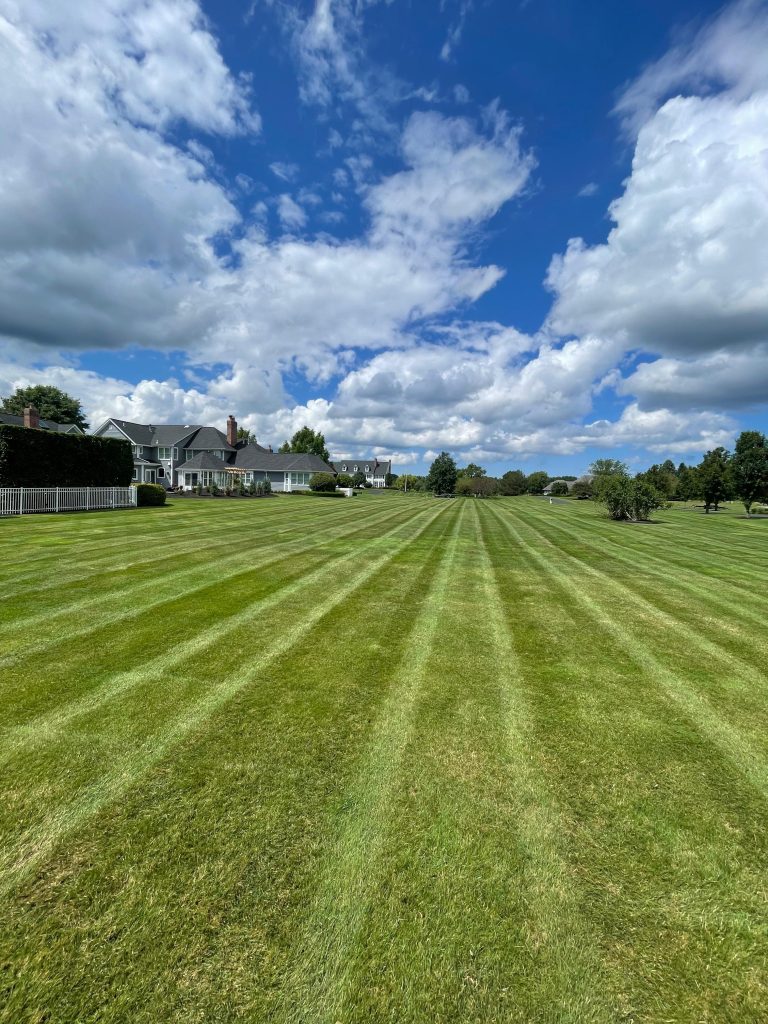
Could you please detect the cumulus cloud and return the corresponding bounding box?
[277,194,308,231]
[547,0,768,421]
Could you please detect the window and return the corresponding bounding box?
[342,464,347,471]
[132,468,138,481]
[185,450,194,461]
[173,448,178,460]
[157,447,171,460]
[365,465,370,472]
[132,445,140,456]
[158,466,165,478]
[291,472,311,485]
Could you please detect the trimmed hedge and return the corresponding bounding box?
[309,472,337,493]
[0,425,134,487]
[136,483,167,506]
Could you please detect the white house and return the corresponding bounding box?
[331,457,391,487]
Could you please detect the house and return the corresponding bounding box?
[331,457,391,488]
[0,405,83,434]
[542,479,569,495]
[92,415,334,491]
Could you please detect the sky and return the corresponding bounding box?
[1,0,766,476]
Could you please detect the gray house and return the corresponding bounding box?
[92,415,334,491]
[0,406,83,434]
[331,457,391,487]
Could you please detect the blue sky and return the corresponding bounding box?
[1,0,766,475]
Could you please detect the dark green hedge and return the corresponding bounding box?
[0,425,133,486]
[136,483,167,506]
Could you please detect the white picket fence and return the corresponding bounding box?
[0,486,137,516]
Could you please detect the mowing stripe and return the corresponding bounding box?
[0,498,372,596]
[523,505,768,636]
[526,500,768,598]
[470,501,612,1021]
[275,501,467,1024]
[508,505,767,686]
[0,502,452,891]
[0,498,419,667]
[486,503,768,796]
[0,500,444,764]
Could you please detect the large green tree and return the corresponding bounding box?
[697,447,731,512]
[426,451,458,493]
[278,426,330,464]
[237,427,257,444]
[1,385,88,431]
[731,430,768,514]
[457,463,486,479]
[499,469,526,495]
[525,470,549,494]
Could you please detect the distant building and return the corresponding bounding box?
[93,415,334,490]
[331,457,391,488]
[0,405,83,434]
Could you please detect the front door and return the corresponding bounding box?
[145,469,156,483]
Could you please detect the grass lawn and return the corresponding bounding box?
[1,492,767,1023]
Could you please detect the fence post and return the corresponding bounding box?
[55,487,59,513]
[86,488,90,511]
[19,487,24,515]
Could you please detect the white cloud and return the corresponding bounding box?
[277,194,308,231]
[622,345,768,410]
[615,0,768,136]
[440,1,474,62]
[577,182,598,197]
[270,161,299,182]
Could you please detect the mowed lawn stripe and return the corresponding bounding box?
[0,497,439,761]
[469,501,615,1021]
[527,502,768,637]
[488,502,768,794]
[275,501,467,1024]
[0,499,424,727]
[510,503,768,736]
[0,496,369,605]
[0,499,452,894]
[0,496,418,665]
[481,502,768,1023]
[0,501,459,1024]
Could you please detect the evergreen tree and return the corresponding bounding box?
[697,447,731,512]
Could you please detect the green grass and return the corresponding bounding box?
[1,492,767,1023]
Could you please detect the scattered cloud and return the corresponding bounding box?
[270,161,299,182]
[440,1,474,62]
[577,182,598,197]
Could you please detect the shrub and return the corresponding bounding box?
[601,476,665,521]
[363,481,373,488]
[455,478,473,496]
[194,483,203,496]
[247,479,257,496]
[0,424,133,487]
[336,472,353,487]
[550,481,569,496]
[263,478,272,494]
[210,481,220,496]
[136,483,167,506]
[309,472,337,492]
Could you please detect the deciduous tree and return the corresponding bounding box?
[731,431,768,514]
[426,452,458,493]
[2,385,88,431]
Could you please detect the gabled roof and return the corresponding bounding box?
[0,413,82,434]
[96,419,202,446]
[332,457,390,474]
[180,446,335,475]
[184,426,234,452]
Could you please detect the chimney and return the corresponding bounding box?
[226,414,237,447]
[23,405,40,429]
[268,445,273,453]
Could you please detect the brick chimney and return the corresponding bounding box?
[23,405,40,429]
[226,414,237,447]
